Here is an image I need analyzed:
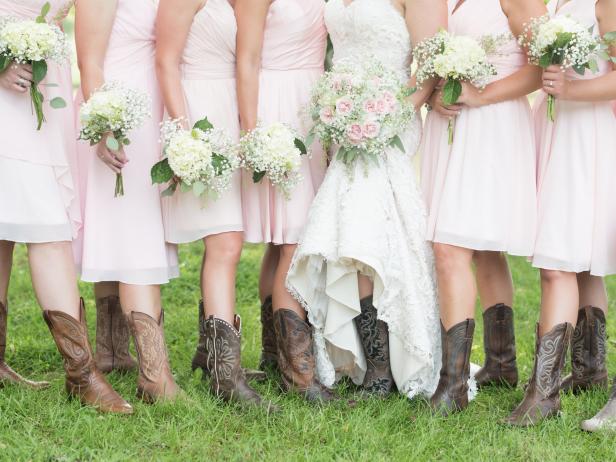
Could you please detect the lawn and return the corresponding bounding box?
[1,243,615,461]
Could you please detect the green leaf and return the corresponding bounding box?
[192,181,207,197]
[539,53,552,68]
[106,136,120,151]
[294,137,307,155]
[49,97,66,109]
[253,170,266,184]
[442,79,462,106]
[573,64,586,76]
[161,183,177,197]
[39,2,51,19]
[588,59,599,74]
[123,138,131,146]
[31,60,47,85]
[389,135,405,153]
[211,153,230,176]
[305,131,316,148]
[0,55,9,73]
[193,117,214,132]
[180,182,192,193]
[150,158,174,185]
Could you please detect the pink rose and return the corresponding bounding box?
[331,77,343,92]
[336,97,354,116]
[346,124,364,144]
[363,99,378,113]
[382,91,395,105]
[375,98,390,115]
[319,107,335,124]
[362,121,381,139]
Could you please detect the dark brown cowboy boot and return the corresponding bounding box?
[430,319,475,416]
[192,301,266,382]
[0,301,49,389]
[581,379,616,432]
[561,306,608,393]
[128,310,181,403]
[43,300,133,414]
[273,308,336,403]
[353,296,395,397]
[95,296,137,374]
[259,296,278,372]
[204,315,278,413]
[475,304,518,388]
[505,322,573,427]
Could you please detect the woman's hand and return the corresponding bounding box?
[428,86,462,117]
[0,63,33,93]
[456,81,487,108]
[96,133,128,174]
[542,65,569,99]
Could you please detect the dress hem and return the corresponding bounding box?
[0,223,72,244]
[430,231,533,257]
[165,225,243,245]
[81,266,180,285]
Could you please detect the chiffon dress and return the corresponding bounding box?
[162,0,243,244]
[420,0,537,256]
[241,0,327,245]
[532,0,616,276]
[76,0,178,284]
[0,0,80,244]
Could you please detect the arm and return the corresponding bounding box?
[543,0,616,102]
[235,0,271,131]
[156,0,203,126]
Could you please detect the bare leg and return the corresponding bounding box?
[272,244,303,318]
[358,273,374,300]
[94,281,119,300]
[577,272,607,314]
[118,283,162,319]
[0,240,14,306]
[539,269,578,335]
[473,251,513,309]
[202,232,243,325]
[259,244,280,303]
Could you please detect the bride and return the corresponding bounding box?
[287,0,448,398]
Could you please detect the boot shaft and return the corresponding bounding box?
[128,310,171,384]
[0,301,7,359]
[571,306,607,380]
[204,315,243,390]
[529,323,573,399]
[482,304,517,366]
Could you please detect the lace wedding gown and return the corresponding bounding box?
[286,0,441,398]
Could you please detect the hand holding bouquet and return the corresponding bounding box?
[306,60,415,167]
[0,2,69,129]
[414,31,496,144]
[79,81,151,197]
[151,118,239,200]
[240,122,307,199]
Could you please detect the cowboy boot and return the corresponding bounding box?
[95,296,137,374]
[43,300,133,414]
[0,301,49,389]
[204,315,278,412]
[561,306,608,393]
[259,296,278,372]
[505,322,573,427]
[353,296,395,397]
[430,319,475,416]
[475,304,518,388]
[273,308,336,402]
[580,379,616,432]
[128,310,181,403]
[192,301,266,382]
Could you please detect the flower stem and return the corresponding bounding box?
[448,117,456,145]
[115,173,124,198]
[547,95,555,122]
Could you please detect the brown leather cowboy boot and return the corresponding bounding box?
[0,301,49,389]
[580,379,616,432]
[204,315,278,413]
[505,322,573,427]
[273,308,336,402]
[259,295,279,372]
[475,304,518,388]
[128,310,181,403]
[430,319,475,416]
[561,306,608,393]
[192,301,266,382]
[354,296,395,397]
[95,296,137,374]
[43,300,133,414]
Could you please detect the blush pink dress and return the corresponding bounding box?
[162,0,243,243]
[75,0,178,284]
[0,0,80,244]
[532,0,616,276]
[420,0,537,256]
[241,0,327,244]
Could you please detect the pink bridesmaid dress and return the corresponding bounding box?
[162,0,243,243]
[532,0,616,276]
[420,0,536,256]
[76,0,178,284]
[241,0,327,244]
[0,0,80,244]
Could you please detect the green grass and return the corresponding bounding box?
[1,244,616,461]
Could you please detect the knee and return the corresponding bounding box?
[279,244,297,261]
[433,244,471,278]
[540,269,572,285]
[473,250,505,267]
[206,234,243,265]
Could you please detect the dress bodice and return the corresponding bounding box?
[325,0,411,72]
[0,0,74,24]
[182,0,236,80]
[261,0,326,71]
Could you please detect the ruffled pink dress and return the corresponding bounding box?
[420,0,537,256]
[162,0,242,243]
[532,0,616,276]
[76,0,178,285]
[0,0,80,244]
[241,0,327,244]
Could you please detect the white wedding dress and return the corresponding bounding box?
[286,0,442,398]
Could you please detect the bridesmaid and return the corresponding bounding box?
[0,0,132,414]
[155,0,273,410]
[236,0,334,401]
[420,0,546,415]
[509,0,616,429]
[75,0,181,402]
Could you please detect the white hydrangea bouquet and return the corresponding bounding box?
[520,15,616,121]
[414,31,496,144]
[151,117,239,200]
[0,2,69,130]
[79,81,151,197]
[306,60,415,167]
[240,122,307,199]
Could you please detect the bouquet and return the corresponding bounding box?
[306,60,415,166]
[239,122,307,199]
[79,81,151,197]
[0,2,69,129]
[151,117,239,200]
[414,31,496,144]
[520,15,616,121]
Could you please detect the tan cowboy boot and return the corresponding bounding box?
[94,296,137,374]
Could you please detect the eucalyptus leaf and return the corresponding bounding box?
[50,97,66,109]
[180,182,192,193]
[305,131,316,148]
[40,2,51,18]
[161,183,177,197]
[389,135,405,153]
[106,136,120,152]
